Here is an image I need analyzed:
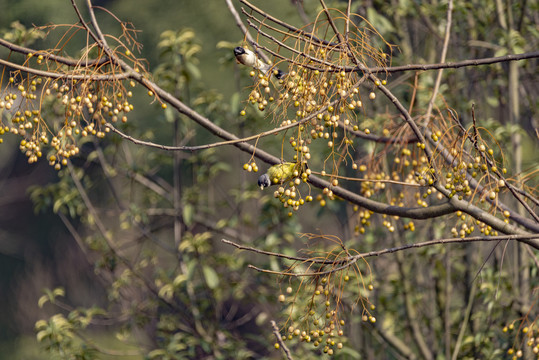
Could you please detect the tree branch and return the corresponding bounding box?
[270,320,294,360]
[0,57,127,80]
[222,233,539,272]
[0,37,109,67]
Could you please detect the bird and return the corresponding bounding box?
[234,46,286,79]
[258,162,299,189]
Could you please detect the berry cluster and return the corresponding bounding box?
[0,72,137,169]
[503,320,539,359]
[277,271,376,356]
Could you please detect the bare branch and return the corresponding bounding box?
[70,0,101,45]
[0,38,108,67]
[223,233,539,275]
[379,51,539,74]
[240,0,334,47]
[0,57,127,80]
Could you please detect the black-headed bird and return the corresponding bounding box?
[258,162,298,189]
[234,46,286,79]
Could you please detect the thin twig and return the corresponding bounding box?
[345,0,352,41]
[0,38,108,67]
[312,171,423,187]
[370,51,539,74]
[67,159,181,313]
[225,0,270,63]
[338,119,417,144]
[270,320,294,360]
[222,233,539,275]
[395,245,434,360]
[424,118,539,233]
[240,0,334,46]
[450,110,539,224]
[71,0,101,44]
[243,17,345,71]
[372,75,440,178]
[424,0,453,126]
[0,57,127,80]
[451,282,477,360]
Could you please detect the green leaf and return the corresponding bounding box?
[53,288,65,297]
[216,41,237,49]
[147,349,167,358]
[255,312,268,326]
[366,8,396,34]
[35,320,48,330]
[36,329,49,343]
[230,92,240,115]
[202,265,219,289]
[338,346,362,358]
[38,295,49,308]
[183,204,194,226]
[185,61,201,80]
[158,284,174,301]
[52,198,63,214]
[173,274,187,287]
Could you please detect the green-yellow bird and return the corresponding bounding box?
[258,162,298,189]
